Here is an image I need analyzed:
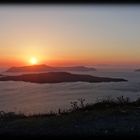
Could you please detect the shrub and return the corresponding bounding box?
[77,98,86,108]
[135,97,140,105]
[70,101,79,111]
[116,96,130,105]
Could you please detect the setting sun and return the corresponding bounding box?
[30,57,38,65]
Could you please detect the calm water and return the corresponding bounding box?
[0,69,140,115]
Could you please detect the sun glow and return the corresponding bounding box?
[30,57,38,65]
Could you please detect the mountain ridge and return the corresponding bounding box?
[6,64,96,73]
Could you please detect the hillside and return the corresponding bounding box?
[0,96,140,136]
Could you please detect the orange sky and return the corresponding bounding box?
[0,6,140,68]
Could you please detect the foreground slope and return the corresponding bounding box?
[0,96,140,136]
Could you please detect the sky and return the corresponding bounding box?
[0,5,140,68]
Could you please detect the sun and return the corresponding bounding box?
[30,57,38,65]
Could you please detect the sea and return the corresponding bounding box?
[0,67,140,115]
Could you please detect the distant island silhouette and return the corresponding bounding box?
[135,69,140,72]
[0,72,127,84]
[6,64,96,73]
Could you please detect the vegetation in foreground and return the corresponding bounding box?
[1,96,140,136]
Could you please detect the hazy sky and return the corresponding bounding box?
[0,5,140,68]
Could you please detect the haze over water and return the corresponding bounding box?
[0,69,140,115]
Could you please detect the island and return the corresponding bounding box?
[6,64,96,73]
[135,69,140,72]
[0,72,127,83]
